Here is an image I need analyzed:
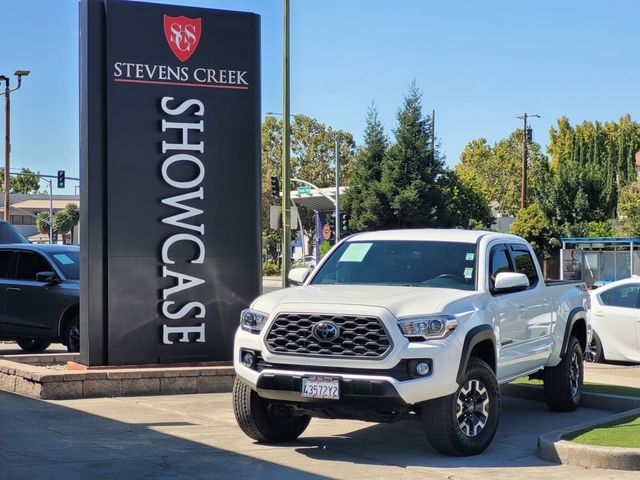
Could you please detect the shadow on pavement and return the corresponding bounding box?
[293,395,611,469]
[0,391,327,480]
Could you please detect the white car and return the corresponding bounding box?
[586,277,640,363]
[233,230,590,456]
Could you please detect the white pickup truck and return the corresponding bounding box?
[233,230,590,456]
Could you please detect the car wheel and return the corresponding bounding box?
[422,357,500,456]
[65,318,80,353]
[17,339,52,353]
[543,336,583,412]
[232,378,310,442]
[584,331,604,363]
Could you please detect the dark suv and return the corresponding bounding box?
[0,244,80,352]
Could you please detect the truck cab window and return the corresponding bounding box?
[510,247,538,287]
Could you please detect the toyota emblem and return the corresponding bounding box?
[311,321,340,342]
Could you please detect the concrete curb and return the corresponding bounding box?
[537,407,640,471]
[501,383,640,470]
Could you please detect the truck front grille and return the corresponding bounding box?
[265,313,392,358]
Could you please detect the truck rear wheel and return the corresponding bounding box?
[543,336,583,411]
[232,378,310,442]
[422,358,500,456]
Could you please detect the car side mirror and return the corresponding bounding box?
[494,272,529,293]
[288,267,310,286]
[36,271,59,284]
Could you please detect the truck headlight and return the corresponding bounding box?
[240,309,268,333]
[397,315,457,340]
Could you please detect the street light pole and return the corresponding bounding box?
[281,0,291,288]
[334,137,340,243]
[2,77,10,222]
[517,113,540,209]
[0,70,30,222]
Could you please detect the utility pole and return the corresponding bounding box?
[0,70,30,222]
[517,113,540,209]
[334,137,340,243]
[281,0,291,288]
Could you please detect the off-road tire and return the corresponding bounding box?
[543,336,583,412]
[584,331,604,364]
[17,339,51,353]
[422,358,500,456]
[232,378,311,442]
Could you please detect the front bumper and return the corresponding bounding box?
[235,333,460,405]
[256,370,407,408]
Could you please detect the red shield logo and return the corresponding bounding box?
[163,15,201,62]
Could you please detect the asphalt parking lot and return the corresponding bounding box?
[1,389,637,480]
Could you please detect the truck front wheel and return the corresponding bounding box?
[422,358,500,456]
[232,378,310,442]
[543,336,583,411]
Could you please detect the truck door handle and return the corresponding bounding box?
[542,300,551,308]
[593,312,605,317]
[517,304,527,313]
[6,287,21,293]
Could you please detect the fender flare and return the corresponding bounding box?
[456,324,496,384]
[559,306,586,358]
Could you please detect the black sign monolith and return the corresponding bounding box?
[80,0,260,365]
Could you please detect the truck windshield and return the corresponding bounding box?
[311,240,477,291]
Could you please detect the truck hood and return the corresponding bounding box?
[252,284,481,319]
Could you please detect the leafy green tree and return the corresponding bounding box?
[510,204,560,259]
[343,104,392,232]
[0,167,41,194]
[379,83,445,228]
[586,221,616,238]
[618,181,640,237]
[439,170,493,229]
[456,131,547,216]
[261,114,356,239]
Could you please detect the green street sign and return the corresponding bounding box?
[297,186,311,195]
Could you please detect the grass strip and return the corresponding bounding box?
[562,415,640,448]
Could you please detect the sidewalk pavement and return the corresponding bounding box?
[585,363,640,389]
[2,389,638,480]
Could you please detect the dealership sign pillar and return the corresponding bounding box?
[79,0,260,365]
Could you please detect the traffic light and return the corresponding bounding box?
[341,213,350,233]
[57,170,65,189]
[270,176,280,197]
[327,214,335,236]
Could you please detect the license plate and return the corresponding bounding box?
[301,376,340,400]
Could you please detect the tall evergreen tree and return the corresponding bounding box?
[343,105,391,232]
[379,83,445,228]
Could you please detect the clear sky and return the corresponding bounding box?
[1,0,639,194]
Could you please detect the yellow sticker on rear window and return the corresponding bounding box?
[339,243,373,262]
[464,267,473,279]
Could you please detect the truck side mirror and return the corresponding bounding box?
[288,267,310,286]
[493,272,529,293]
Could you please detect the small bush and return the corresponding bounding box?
[263,261,280,276]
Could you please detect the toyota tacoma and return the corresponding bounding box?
[232,229,590,456]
